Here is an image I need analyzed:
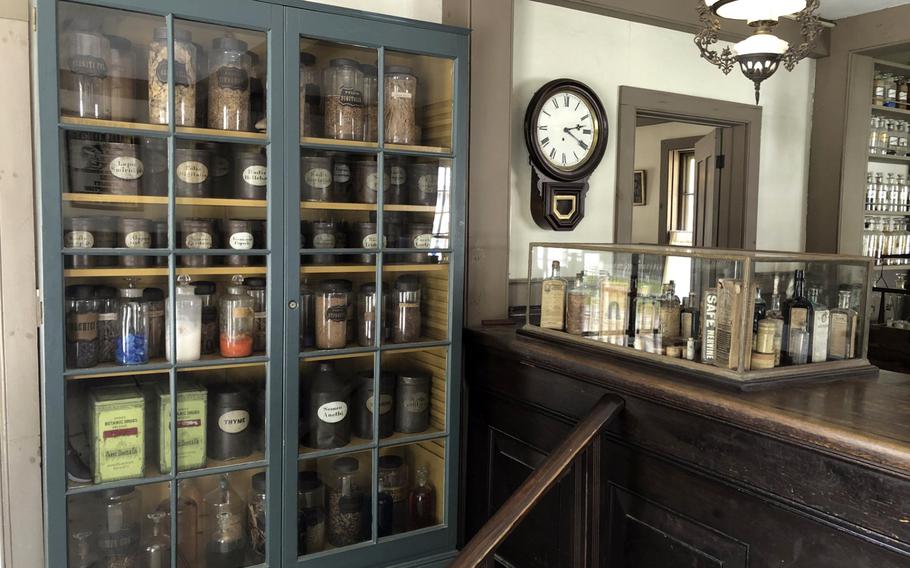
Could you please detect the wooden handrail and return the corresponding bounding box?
[452,395,624,568]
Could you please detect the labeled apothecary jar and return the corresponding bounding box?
[104,137,144,195]
[117,218,152,268]
[208,35,251,131]
[327,457,364,547]
[234,150,268,200]
[300,280,316,350]
[95,286,119,364]
[304,362,351,449]
[328,152,353,202]
[148,27,196,126]
[244,277,267,353]
[396,371,431,433]
[378,455,409,532]
[192,281,219,355]
[392,276,422,344]
[300,51,322,138]
[353,369,395,438]
[357,282,389,347]
[224,219,257,266]
[106,35,135,122]
[301,155,333,202]
[179,218,215,267]
[315,280,351,350]
[409,161,439,206]
[324,58,365,141]
[166,275,202,362]
[142,287,166,360]
[65,216,115,268]
[175,146,212,198]
[386,156,410,204]
[219,275,255,358]
[96,487,142,568]
[406,222,435,264]
[248,472,267,564]
[353,222,382,264]
[140,138,167,197]
[310,221,337,265]
[385,66,418,145]
[60,20,111,120]
[298,471,326,555]
[116,281,149,366]
[208,386,252,461]
[66,285,99,369]
[204,476,248,567]
[354,159,389,204]
[361,63,379,142]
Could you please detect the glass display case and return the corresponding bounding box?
[37,1,467,567]
[523,244,877,388]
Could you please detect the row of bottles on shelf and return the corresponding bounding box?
[863,217,910,265]
[540,264,861,369]
[865,172,910,213]
[873,71,910,109]
[869,117,910,157]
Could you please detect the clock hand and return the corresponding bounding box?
[563,128,584,145]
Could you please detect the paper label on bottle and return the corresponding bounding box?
[312,233,336,248]
[413,233,433,249]
[317,401,348,423]
[98,312,118,322]
[876,86,886,98]
[229,232,254,250]
[218,410,250,434]
[811,308,830,363]
[68,312,98,341]
[889,87,898,100]
[540,279,566,330]
[184,231,213,249]
[901,92,909,103]
[334,163,351,183]
[305,168,332,189]
[65,230,94,249]
[418,174,438,193]
[176,160,209,184]
[232,306,255,319]
[790,307,808,331]
[109,156,144,180]
[242,165,268,187]
[680,312,693,339]
[403,393,429,413]
[390,88,413,100]
[362,234,379,248]
[366,394,393,415]
[390,166,406,185]
[124,231,151,248]
[325,304,347,321]
[216,66,249,91]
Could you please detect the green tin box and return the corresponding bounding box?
[90,384,145,484]
[158,382,207,473]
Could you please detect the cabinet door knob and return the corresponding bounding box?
[288,300,299,310]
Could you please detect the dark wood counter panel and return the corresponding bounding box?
[462,326,910,567]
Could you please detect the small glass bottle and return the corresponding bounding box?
[540,260,567,330]
[681,292,700,341]
[782,270,814,366]
[157,479,199,567]
[377,479,395,537]
[116,280,149,365]
[204,475,248,568]
[392,276,422,344]
[248,472,267,564]
[66,284,100,369]
[69,529,97,568]
[191,281,219,355]
[244,277,267,353]
[219,275,255,358]
[140,512,170,568]
[566,272,587,336]
[658,280,681,341]
[167,275,202,362]
[828,290,858,360]
[752,287,766,350]
[327,457,364,547]
[807,286,830,364]
[582,272,603,337]
[408,465,436,531]
[378,455,409,533]
[97,487,141,568]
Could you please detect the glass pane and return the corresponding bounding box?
[63,132,167,198]
[173,141,268,202]
[384,51,455,151]
[57,2,163,123]
[300,257,378,352]
[298,450,372,557]
[67,481,172,567]
[380,347,447,440]
[299,38,379,144]
[381,265,450,345]
[377,440,445,538]
[299,354,374,454]
[175,21,268,132]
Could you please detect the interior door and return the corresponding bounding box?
[694,130,722,248]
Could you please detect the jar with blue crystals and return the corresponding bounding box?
[116,278,150,365]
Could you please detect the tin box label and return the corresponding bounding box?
[92,394,144,483]
[159,391,207,472]
[334,163,351,183]
[413,233,433,249]
[317,401,348,423]
[218,410,250,434]
[312,233,336,248]
[185,231,213,249]
[304,168,332,189]
[366,394,393,415]
[124,231,151,248]
[109,156,144,180]
[403,393,429,413]
[65,230,94,248]
[229,232,254,250]
[176,160,209,184]
[243,165,268,187]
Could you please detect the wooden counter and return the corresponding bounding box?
[462,326,910,567]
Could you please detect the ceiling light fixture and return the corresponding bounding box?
[695,0,822,104]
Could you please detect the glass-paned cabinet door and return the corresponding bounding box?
[42,1,282,566]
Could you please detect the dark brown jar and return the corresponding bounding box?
[352,369,395,439]
[329,153,353,202]
[301,155,333,202]
[175,146,212,198]
[395,371,431,433]
[179,218,215,267]
[93,216,118,266]
[153,221,168,266]
[234,150,268,200]
[202,142,232,198]
[66,132,105,194]
[64,216,100,269]
[405,222,435,264]
[408,161,439,206]
[207,386,252,461]
[310,221,337,265]
[140,137,167,196]
[117,217,152,267]
[224,219,256,266]
[303,362,351,449]
[385,156,409,205]
[352,222,381,264]
[103,137,144,195]
[353,160,388,204]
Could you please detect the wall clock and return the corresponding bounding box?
[524,78,608,230]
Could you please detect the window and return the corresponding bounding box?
[669,149,696,246]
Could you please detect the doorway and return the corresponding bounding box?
[616,87,762,249]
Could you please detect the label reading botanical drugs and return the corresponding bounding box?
[229,232,254,250]
[366,394,393,415]
[413,234,433,249]
[317,401,348,423]
[185,231,213,249]
[159,391,207,472]
[124,231,151,248]
[242,165,268,187]
[92,395,144,483]
[176,160,209,184]
[109,156,144,180]
[65,230,94,249]
[304,168,332,189]
[218,410,250,434]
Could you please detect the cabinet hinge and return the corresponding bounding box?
[716,154,726,170]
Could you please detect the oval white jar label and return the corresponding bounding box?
[413,233,433,249]
[418,174,438,193]
[334,163,351,183]
[305,168,332,189]
[317,401,348,423]
[362,234,378,248]
[312,233,336,248]
[390,166,406,185]
[109,156,144,180]
[403,393,429,413]
[366,394,393,415]
[185,232,213,249]
[218,410,250,434]
[243,165,268,186]
[176,160,209,184]
[124,231,151,248]
[65,230,94,248]
[229,232,254,250]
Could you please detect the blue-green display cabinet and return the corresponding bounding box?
[36,0,468,566]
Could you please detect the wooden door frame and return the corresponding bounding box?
[616,86,762,249]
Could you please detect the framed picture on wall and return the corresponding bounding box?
[633,170,646,206]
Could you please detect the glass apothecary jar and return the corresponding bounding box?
[142,287,166,360]
[357,282,389,347]
[166,275,202,362]
[298,471,326,555]
[66,285,99,369]
[300,51,322,137]
[326,457,364,547]
[315,280,351,350]
[208,35,252,131]
[148,27,196,126]
[192,281,218,355]
[384,65,418,145]
[324,58,365,141]
[378,454,409,533]
[106,35,135,122]
[96,487,141,568]
[219,275,255,358]
[95,286,119,364]
[392,276,422,344]
[248,472,267,564]
[361,63,378,142]
[115,281,149,366]
[60,19,111,120]
[300,280,316,350]
[244,276,267,353]
[204,475,248,567]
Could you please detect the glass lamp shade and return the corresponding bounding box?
[733,32,789,56]
[707,0,806,22]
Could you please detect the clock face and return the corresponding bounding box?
[534,90,599,172]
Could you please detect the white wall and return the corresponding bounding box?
[632,121,714,244]
[509,0,816,278]
[306,0,443,22]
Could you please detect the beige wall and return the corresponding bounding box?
[631,121,713,244]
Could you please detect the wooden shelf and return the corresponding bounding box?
[383,263,449,272]
[871,104,910,119]
[300,349,375,362]
[298,263,448,275]
[65,266,266,278]
[873,58,910,74]
[63,193,267,208]
[868,153,910,164]
[177,197,267,208]
[385,204,438,213]
[301,201,376,211]
[874,264,910,271]
[385,143,451,155]
[864,210,910,217]
[300,137,378,150]
[65,355,267,380]
[60,116,168,133]
[176,126,266,141]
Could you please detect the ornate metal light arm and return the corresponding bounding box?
[783,0,821,71]
[694,0,735,75]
